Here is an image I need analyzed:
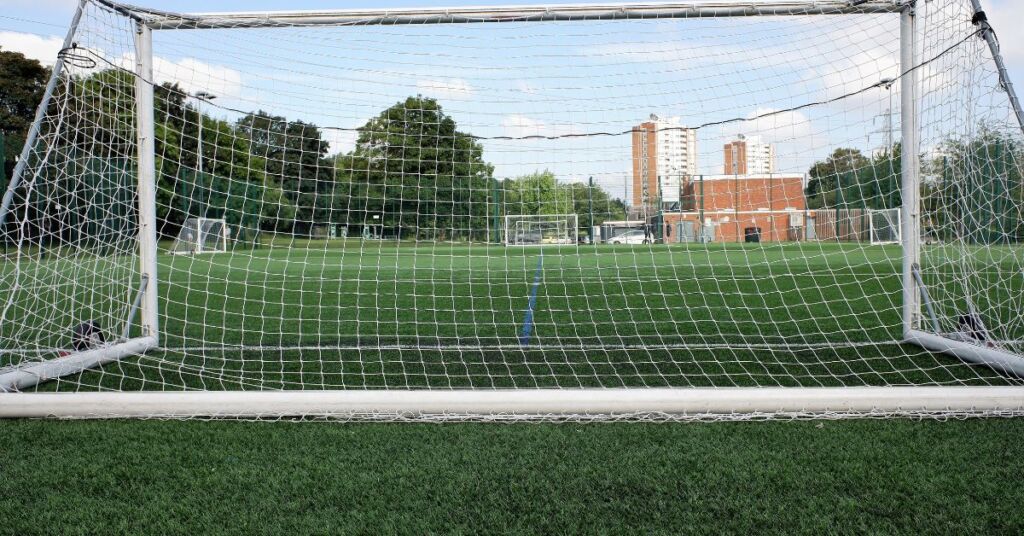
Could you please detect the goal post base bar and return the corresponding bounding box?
[3,386,1024,419]
[905,329,1024,379]
[0,337,158,393]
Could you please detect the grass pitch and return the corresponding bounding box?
[3,241,1024,532]
[12,240,1018,392]
[4,418,1024,533]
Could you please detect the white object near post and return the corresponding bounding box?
[135,22,159,343]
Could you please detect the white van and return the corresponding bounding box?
[609,229,650,245]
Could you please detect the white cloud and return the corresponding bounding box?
[322,125,361,155]
[415,78,474,100]
[500,114,579,138]
[736,107,813,142]
[0,31,63,65]
[6,0,76,8]
[0,31,243,100]
[516,81,541,95]
[109,53,243,100]
[151,56,243,100]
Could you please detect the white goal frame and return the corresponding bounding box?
[869,208,901,245]
[171,217,229,255]
[504,214,578,246]
[2,0,1024,418]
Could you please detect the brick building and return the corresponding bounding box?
[656,174,807,243]
[631,114,697,210]
[723,135,776,175]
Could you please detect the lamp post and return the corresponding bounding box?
[194,91,217,178]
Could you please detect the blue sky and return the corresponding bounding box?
[2,0,1022,201]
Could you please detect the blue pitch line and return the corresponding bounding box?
[519,254,544,346]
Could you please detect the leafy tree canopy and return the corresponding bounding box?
[0,49,50,179]
[335,96,494,240]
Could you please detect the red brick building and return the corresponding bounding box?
[631,121,658,210]
[723,140,748,175]
[657,174,807,243]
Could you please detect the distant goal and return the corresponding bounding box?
[504,214,578,246]
[869,208,902,245]
[171,217,228,255]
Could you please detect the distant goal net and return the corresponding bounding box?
[2,0,1024,420]
[171,217,228,254]
[505,215,577,246]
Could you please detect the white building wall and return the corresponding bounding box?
[652,115,697,203]
[744,135,776,174]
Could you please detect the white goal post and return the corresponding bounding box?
[2,0,1024,420]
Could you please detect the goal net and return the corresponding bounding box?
[505,215,577,246]
[2,0,1024,420]
[171,217,228,254]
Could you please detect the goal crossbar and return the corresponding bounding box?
[110,1,905,30]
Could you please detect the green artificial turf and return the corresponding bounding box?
[4,242,1024,533]
[5,241,1021,391]
[3,418,1024,534]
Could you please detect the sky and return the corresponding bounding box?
[2,0,1023,202]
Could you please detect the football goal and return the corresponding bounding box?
[869,209,902,245]
[2,0,1024,420]
[171,217,228,255]
[505,215,578,246]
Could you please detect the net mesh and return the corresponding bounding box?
[1,0,1023,418]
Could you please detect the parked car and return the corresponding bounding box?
[609,229,650,245]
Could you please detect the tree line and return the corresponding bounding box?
[804,129,1023,242]
[1,51,626,246]
[3,48,1020,247]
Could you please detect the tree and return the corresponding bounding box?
[499,171,627,238]
[930,126,1023,243]
[502,170,571,216]
[0,49,50,181]
[237,111,331,234]
[335,96,494,241]
[566,180,627,229]
[805,148,871,209]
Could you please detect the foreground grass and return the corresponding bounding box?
[3,418,1024,534]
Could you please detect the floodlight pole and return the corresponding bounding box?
[195,91,217,179]
[900,2,920,338]
[135,22,159,343]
